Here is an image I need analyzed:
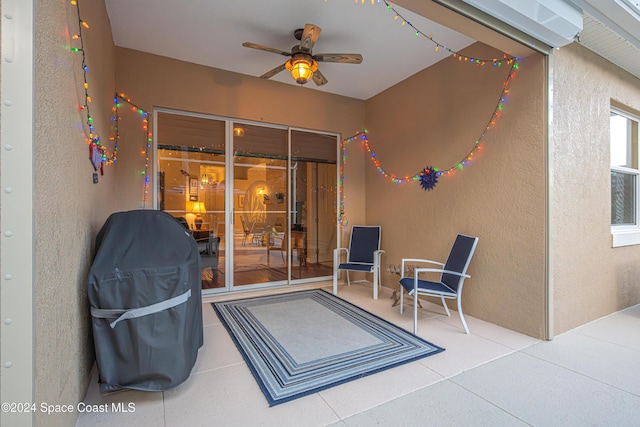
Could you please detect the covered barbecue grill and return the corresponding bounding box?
[88,210,203,392]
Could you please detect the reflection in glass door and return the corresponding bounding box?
[290,130,337,280]
[232,124,288,287]
[156,110,338,294]
[156,111,226,291]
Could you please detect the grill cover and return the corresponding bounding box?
[88,210,203,392]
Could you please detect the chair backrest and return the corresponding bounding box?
[442,234,479,292]
[268,230,286,251]
[240,217,250,233]
[348,226,381,264]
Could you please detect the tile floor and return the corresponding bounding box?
[76,281,640,427]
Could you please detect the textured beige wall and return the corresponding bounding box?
[552,43,640,334]
[365,43,548,338]
[34,1,116,426]
[114,47,367,225]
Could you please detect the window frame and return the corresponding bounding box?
[611,106,640,247]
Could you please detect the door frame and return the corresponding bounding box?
[153,108,340,295]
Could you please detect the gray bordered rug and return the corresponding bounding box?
[212,289,444,406]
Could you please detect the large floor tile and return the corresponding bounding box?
[572,305,640,351]
[76,368,164,427]
[350,296,442,328]
[411,318,515,378]
[332,379,528,427]
[437,311,540,350]
[328,281,377,303]
[163,364,339,427]
[523,332,640,395]
[319,361,444,419]
[201,303,221,327]
[191,324,244,374]
[452,351,640,426]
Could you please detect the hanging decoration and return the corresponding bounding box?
[339,58,518,204]
[114,93,154,208]
[338,137,351,226]
[69,0,117,173]
[379,0,518,66]
[329,0,518,67]
[419,167,439,191]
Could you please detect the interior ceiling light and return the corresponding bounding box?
[285,54,318,85]
[242,24,362,87]
[233,126,245,137]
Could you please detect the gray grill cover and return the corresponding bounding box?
[88,210,203,392]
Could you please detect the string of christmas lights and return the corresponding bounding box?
[69,0,116,172]
[334,0,518,66]
[114,93,153,207]
[340,59,519,198]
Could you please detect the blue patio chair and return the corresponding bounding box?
[399,234,478,334]
[333,225,384,299]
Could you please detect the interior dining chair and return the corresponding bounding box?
[266,229,287,265]
[399,234,479,334]
[333,225,384,299]
[240,217,253,246]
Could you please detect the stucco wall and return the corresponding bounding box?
[365,43,548,338]
[34,1,116,425]
[114,47,367,226]
[552,43,640,334]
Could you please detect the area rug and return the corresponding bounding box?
[212,289,444,406]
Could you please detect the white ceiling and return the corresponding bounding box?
[105,0,640,101]
[105,0,477,100]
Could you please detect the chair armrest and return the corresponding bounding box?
[414,267,470,279]
[401,258,445,267]
[334,247,349,264]
[373,250,385,266]
[400,258,445,277]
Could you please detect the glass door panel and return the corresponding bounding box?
[290,130,337,280]
[156,111,338,293]
[156,111,226,290]
[232,124,288,288]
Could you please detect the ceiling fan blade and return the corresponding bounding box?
[299,24,321,53]
[314,53,363,64]
[312,69,328,86]
[242,42,291,57]
[260,63,287,79]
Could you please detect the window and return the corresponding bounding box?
[611,107,640,246]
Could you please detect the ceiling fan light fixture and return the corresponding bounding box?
[233,126,245,137]
[285,56,318,85]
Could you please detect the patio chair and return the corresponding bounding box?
[333,225,384,299]
[399,234,478,334]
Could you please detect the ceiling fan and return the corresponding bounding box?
[242,23,363,86]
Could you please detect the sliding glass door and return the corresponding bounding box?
[290,130,337,280]
[156,111,226,290]
[232,123,289,287]
[155,109,338,294]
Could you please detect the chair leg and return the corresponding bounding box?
[413,290,418,334]
[346,271,351,287]
[400,288,404,314]
[333,250,339,295]
[440,296,451,316]
[457,295,470,334]
[373,267,379,300]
